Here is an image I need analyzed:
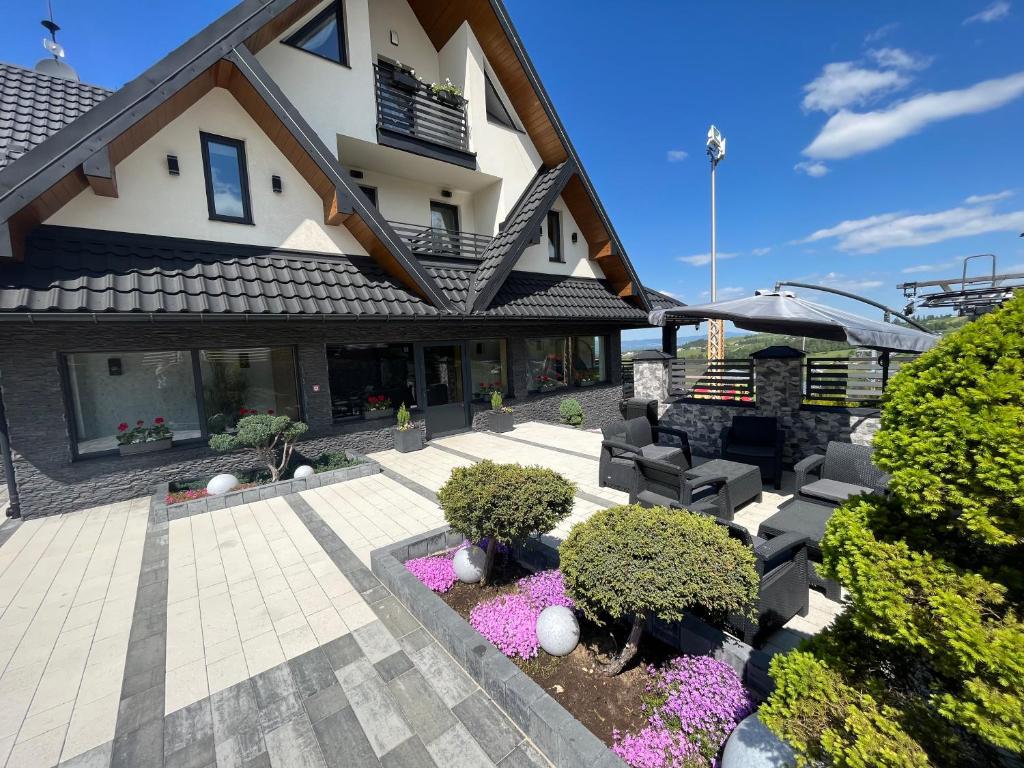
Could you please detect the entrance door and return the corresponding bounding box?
[421,343,469,437]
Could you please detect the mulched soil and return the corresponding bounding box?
[440,557,679,746]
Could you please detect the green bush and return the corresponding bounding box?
[312,450,357,473]
[490,390,503,411]
[765,294,1024,766]
[559,398,584,426]
[437,461,575,584]
[209,413,308,482]
[396,403,411,431]
[559,504,757,674]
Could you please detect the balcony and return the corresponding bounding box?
[374,63,475,169]
[389,221,493,260]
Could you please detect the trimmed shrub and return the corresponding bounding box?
[765,295,1024,767]
[437,461,575,584]
[209,413,308,482]
[490,390,503,411]
[559,504,757,674]
[559,398,584,426]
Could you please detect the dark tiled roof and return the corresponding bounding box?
[467,161,572,311]
[485,272,648,320]
[424,265,472,312]
[0,63,110,171]
[645,287,684,310]
[0,228,439,316]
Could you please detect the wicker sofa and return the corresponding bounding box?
[795,441,889,506]
[599,417,692,492]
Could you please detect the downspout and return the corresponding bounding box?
[0,377,21,518]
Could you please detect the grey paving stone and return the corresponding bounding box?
[322,633,363,670]
[165,734,215,768]
[116,682,165,734]
[58,741,113,768]
[381,736,437,768]
[303,684,349,724]
[335,657,378,692]
[289,648,338,699]
[427,722,496,768]
[353,620,402,664]
[111,717,163,768]
[374,650,413,682]
[123,633,166,680]
[408,643,477,708]
[258,691,305,733]
[396,627,433,655]
[348,567,381,594]
[312,706,380,768]
[214,724,267,768]
[371,596,420,639]
[129,610,166,644]
[164,698,214,757]
[387,669,456,746]
[362,585,390,604]
[453,690,523,764]
[121,666,164,700]
[211,680,259,744]
[498,742,549,768]
[346,676,414,757]
[263,715,327,768]
[252,662,298,710]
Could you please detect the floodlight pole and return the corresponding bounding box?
[706,126,727,360]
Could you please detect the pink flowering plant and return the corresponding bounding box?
[405,551,459,593]
[469,569,575,659]
[612,656,754,768]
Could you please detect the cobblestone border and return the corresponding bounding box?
[150,453,380,521]
[371,529,628,768]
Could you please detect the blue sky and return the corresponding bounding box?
[4,2,1023,340]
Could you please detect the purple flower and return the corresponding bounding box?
[405,554,457,593]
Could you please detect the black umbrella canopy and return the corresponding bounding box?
[649,291,938,352]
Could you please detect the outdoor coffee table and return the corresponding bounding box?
[685,458,763,520]
[758,498,841,601]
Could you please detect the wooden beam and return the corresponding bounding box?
[323,187,354,226]
[617,282,636,298]
[83,146,118,198]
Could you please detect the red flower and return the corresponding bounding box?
[136,420,144,426]
[240,407,249,415]
[154,417,165,424]
[266,410,274,415]
[118,422,128,432]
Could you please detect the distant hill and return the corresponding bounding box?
[622,332,743,354]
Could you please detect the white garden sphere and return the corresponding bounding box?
[452,545,486,583]
[293,465,315,480]
[720,713,795,768]
[536,605,579,656]
[206,473,240,496]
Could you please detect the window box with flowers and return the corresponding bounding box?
[116,417,174,456]
[430,79,463,108]
[363,394,394,421]
[390,63,420,92]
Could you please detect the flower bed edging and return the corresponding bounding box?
[372,527,627,768]
[151,452,379,521]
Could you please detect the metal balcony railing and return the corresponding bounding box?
[374,64,470,155]
[388,221,493,260]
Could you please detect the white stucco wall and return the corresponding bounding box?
[368,0,439,82]
[514,195,606,279]
[46,88,368,255]
[354,168,476,233]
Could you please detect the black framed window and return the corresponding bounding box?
[485,72,517,130]
[284,1,348,66]
[573,336,607,387]
[358,185,378,208]
[469,339,508,401]
[200,133,253,224]
[430,201,460,233]
[326,344,417,421]
[546,210,562,262]
[200,348,301,434]
[525,337,569,393]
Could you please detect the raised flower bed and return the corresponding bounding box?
[117,417,173,456]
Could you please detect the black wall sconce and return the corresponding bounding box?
[272,175,283,194]
[349,169,364,179]
[166,154,180,176]
[108,358,123,376]
[571,232,578,244]
[390,30,399,46]
[441,189,452,198]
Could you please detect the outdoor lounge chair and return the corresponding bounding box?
[795,441,889,506]
[599,417,692,492]
[630,455,762,521]
[720,415,785,489]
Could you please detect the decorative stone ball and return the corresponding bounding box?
[206,473,240,496]
[721,713,796,768]
[452,545,486,583]
[293,465,315,480]
[536,605,579,656]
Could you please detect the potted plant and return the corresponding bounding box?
[116,417,174,456]
[430,78,463,108]
[485,390,514,433]
[392,403,423,453]
[390,62,420,92]
[363,394,394,421]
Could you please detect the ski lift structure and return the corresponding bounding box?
[898,254,1024,318]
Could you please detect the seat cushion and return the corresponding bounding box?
[640,444,684,465]
[802,478,872,503]
[636,490,678,509]
[724,444,777,459]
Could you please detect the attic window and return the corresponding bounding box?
[200,133,253,225]
[284,1,348,66]
[485,72,517,130]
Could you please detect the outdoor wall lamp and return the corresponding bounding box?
[272,175,283,194]
[166,154,180,176]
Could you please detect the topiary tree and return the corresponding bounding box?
[762,295,1024,767]
[438,461,575,585]
[209,413,309,483]
[559,504,757,675]
[559,398,583,426]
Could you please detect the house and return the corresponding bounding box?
[0,0,679,518]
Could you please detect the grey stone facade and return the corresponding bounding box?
[634,349,880,464]
[0,319,629,517]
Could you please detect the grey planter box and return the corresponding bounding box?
[484,411,514,433]
[392,427,423,453]
[391,69,419,91]
[434,89,461,108]
[119,438,173,457]
[363,408,394,422]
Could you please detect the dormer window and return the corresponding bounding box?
[200,133,253,225]
[284,2,348,66]
[485,72,517,130]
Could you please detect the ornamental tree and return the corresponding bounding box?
[208,413,308,483]
[559,504,757,675]
[437,461,575,585]
[762,294,1024,767]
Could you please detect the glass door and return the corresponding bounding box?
[420,343,469,437]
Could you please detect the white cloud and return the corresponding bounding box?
[800,203,1024,253]
[865,22,899,43]
[868,47,931,71]
[677,252,737,267]
[802,62,910,113]
[965,190,1015,204]
[964,1,1011,24]
[698,286,746,301]
[666,149,689,162]
[901,261,957,274]
[794,160,830,178]
[818,272,885,291]
[752,247,772,257]
[656,289,679,298]
[803,72,1024,159]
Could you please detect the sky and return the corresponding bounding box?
[3,1,1023,341]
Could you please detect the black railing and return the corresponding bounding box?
[374,64,470,154]
[671,358,755,403]
[621,358,635,398]
[389,221,493,260]
[804,354,916,407]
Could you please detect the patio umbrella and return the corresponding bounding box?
[649,290,938,352]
